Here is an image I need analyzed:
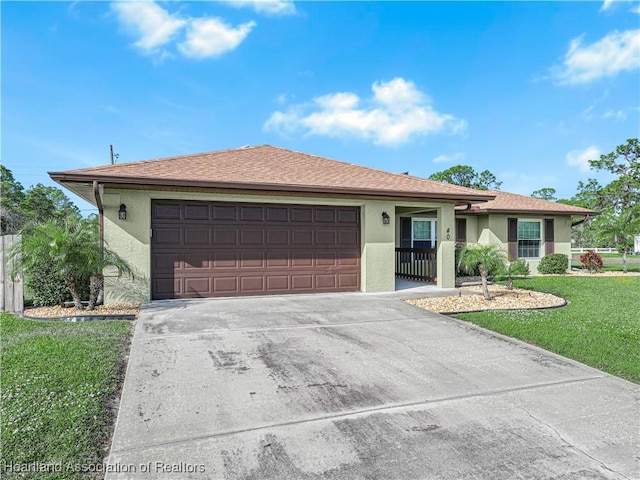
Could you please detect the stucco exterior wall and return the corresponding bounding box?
[463,215,478,244]
[101,189,455,302]
[436,204,456,288]
[457,213,573,274]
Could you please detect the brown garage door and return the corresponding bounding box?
[151,200,361,299]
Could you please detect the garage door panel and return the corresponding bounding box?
[213,205,237,221]
[213,277,238,293]
[338,208,358,223]
[291,208,313,222]
[292,252,313,267]
[240,206,264,221]
[338,252,359,266]
[316,230,336,244]
[184,253,209,269]
[316,275,337,289]
[266,252,289,267]
[338,273,359,288]
[315,208,336,223]
[152,201,360,299]
[291,275,313,290]
[240,276,264,292]
[154,204,182,220]
[154,252,182,271]
[213,229,238,245]
[292,230,313,245]
[240,229,264,245]
[184,277,211,295]
[184,229,210,245]
[316,252,337,267]
[154,278,181,298]
[267,275,289,291]
[213,252,237,269]
[338,230,359,245]
[155,228,181,245]
[239,252,264,268]
[266,229,289,245]
[184,203,210,220]
[266,207,288,222]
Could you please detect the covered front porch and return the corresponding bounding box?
[393,205,452,285]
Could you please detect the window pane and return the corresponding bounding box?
[518,221,541,240]
[518,239,540,258]
[413,221,431,240]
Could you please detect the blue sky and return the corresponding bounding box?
[3,1,639,213]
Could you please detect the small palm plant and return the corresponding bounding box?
[11,217,133,310]
[504,258,530,290]
[457,244,506,300]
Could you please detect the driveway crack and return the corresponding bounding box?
[522,408,632,480]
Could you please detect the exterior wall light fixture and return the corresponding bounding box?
[118,203,127,220]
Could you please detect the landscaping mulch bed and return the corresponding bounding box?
[24,302,140,319]
[408,285,566,314]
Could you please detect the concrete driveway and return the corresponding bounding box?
[106,292,639,479]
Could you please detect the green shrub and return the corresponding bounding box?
[24,263,91,307]
[25,261,69,306]
[505,259,530,290]
[579,251,603,273]
[537,253,568,274]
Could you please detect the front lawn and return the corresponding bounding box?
[0,314,132,479]
[457,276,640,384]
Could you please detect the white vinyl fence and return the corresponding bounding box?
[0,234,23,313]
[570,247,618,254]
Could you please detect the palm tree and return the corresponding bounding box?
[11,219,89,309]
[458,244,506,300]
[595,209,640,273]
[11,217,133,310]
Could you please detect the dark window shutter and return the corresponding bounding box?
[545,219,554,255]
[456,218,467,245]
[400,217,412,247]
[508,218,518,259]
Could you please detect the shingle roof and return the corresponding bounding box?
[49,145,495,202]
[458,190,596,216]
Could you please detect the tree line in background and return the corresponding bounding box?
[429,138,640,268]
[0,166,82,234]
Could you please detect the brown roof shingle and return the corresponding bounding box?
[458,190,596,216]
[50,145,494,202]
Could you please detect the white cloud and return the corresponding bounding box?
[566,146,600,172]
[264,78,466,146]
[178,18,255,58]
[432,152,466,164]
[551,29,640,85]
[111,1,186,54]
[225,0,296,16]
[633,5,640,14]
[600,0,615,11]
[111,1,255,60]
[602,109,627,121]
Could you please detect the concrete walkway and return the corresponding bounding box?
[106,292,639,479]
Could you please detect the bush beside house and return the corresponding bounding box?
[538,253,569,274]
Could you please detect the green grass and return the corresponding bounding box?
[457,276,640,384]
[0,314,131,479]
